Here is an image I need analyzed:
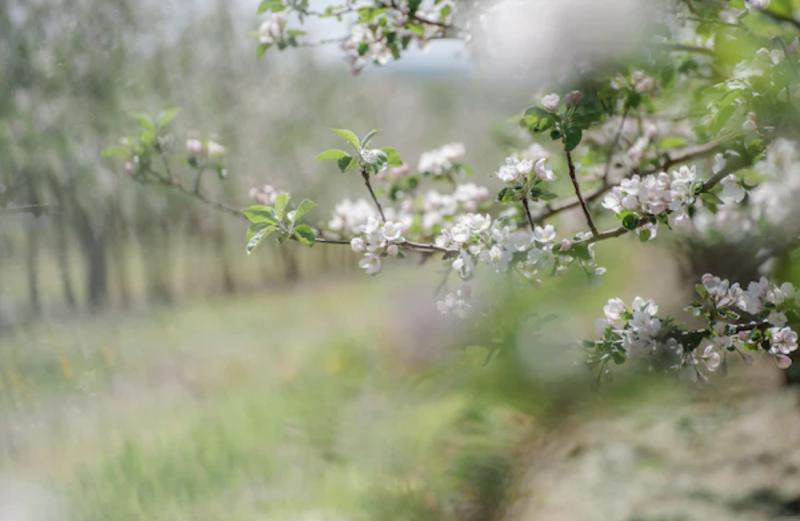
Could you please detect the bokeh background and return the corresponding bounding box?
[2,1,800,520]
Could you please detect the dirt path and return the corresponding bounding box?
[507,371,800,521]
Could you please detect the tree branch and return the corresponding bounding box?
[144,153,454,254]
[361,167,386,222]
[565,149,599,237]
[521,198,536,232]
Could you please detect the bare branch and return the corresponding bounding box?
[361,167,386,222]
[565,149,599,237]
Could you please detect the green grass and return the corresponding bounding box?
[0,243,672,520]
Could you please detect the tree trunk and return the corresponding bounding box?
[25,217,41,317]
[140,220,173,305]
[54,209,77,310]
[74,205,108,312]
[109,203,132,307]
[213,220,236,294]
[24,177,42,317]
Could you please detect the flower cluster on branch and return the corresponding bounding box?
[588,274,798,382]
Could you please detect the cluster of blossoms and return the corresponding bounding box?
[610,69,657,95]
[417,142,466,178]
[342,23,393,71]
[589,274,799,382]
[326,198,412,238]
[340,1,455,73]
[601,165,703,238]
[433,213,601,282]
[687,140,800,243]
[495,155,554,184]
[420,183,491,232]
[249,184,280,206]
[436,285,472,319]
[186,138,226,159]
[258,13,287,46]
[349,217,407,275]
[327,199,379,237]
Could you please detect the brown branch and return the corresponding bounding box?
[0,204,56,215]
[361,167,386,222]
[565,149,599,237]
[144,153,454,254]
[641,140,722,175]
[521,198,536,232]
[582,153,752,246]
[535,140,725,226]
[757,8,800,31]
[652,42,716,56]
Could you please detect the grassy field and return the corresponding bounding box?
[0,268,561,521]
[3,245,787,521]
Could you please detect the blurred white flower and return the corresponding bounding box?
[541,93,560,111]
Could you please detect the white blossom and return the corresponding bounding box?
[496,156,533,184]
[417,143,465,176]
[541,93,560,111]
[186,138,204,156]
[258,13,287,45]
[358,253,382,275]
[533,224,556,244]
[249,184,279,206]
[437,285,472,318]
[534,158,555,181]
[207,140,226,158]
[769,327,798,355]
[603,297,625,322]
[720,174,746,204]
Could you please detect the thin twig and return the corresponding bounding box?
[145,152,453,254]
[583,154,751,246]
[0,204,56,215]
[565,149,599,237]
[361,167,386,222]
[757,8,800,31]
[535,139,725,225]
[653,42,716,56]
[521,198,536,232]
[641,140,722,175]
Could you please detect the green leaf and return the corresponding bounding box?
[568,242,592,261]
[331,128,361,150]
[621,212,640,231]
[381,147,403,166]
[406,22,425,36]
[274,193,290,220]
[293,199,317,221]
[133,113,156,132]
[701,191,724,206]
[157,107,180,128]
[564,127,583,151]
[337,155,354,173]
[101,146,129,159]
[257,0,284,13]
[497,187,518,203]
[246,223,277,254]
[316,148,351,161]
[293,224,317,245]
[256,43,270,58]
[360,129,380,148]
[243,205,277,224]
